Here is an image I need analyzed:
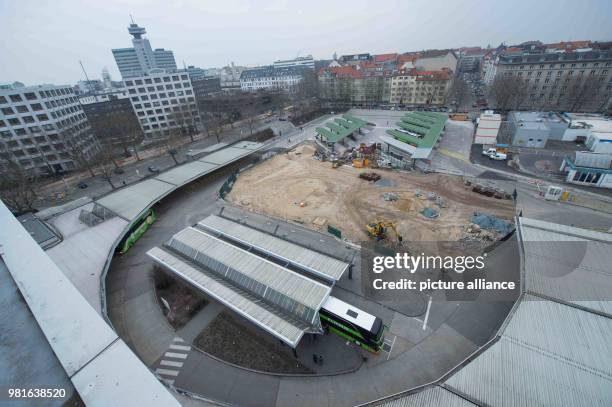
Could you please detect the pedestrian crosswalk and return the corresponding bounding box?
[155,336,191,386]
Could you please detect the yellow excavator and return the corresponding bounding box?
[366,220,403,243]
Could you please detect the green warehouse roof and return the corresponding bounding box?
[385,111,447,149]
[316,114,367,143]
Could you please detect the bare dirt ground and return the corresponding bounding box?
[195,312,313,374]
[227,144,515,246]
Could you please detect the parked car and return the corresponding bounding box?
[490,152,508,161]
[77,182,88,189]
[148,166,160,173]
[482,147,497,157]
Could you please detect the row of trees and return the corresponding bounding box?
[488,74,610,113]
[1,72,320,213]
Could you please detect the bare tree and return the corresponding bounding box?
[295,68,319,99]
[0,142,39,213]
[61,131,98,177]
[489,75,529,111]
[109,113,143,161]
[238,96,259,137]
[447,77,469,108]
[165,128,182,165]
[96,141,118,189]
[168,102,199,142]
[565,74,605,112]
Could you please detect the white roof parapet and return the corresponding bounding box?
[147,247,308,347]
[0,200,179,406]
[198,145,262,165]
[96,178,175,221]
[155,160,218,186]
[166,227,331,325]
[197,215,348,283]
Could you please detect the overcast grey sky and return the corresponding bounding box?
[1,0,611,85]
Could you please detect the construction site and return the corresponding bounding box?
[227,142,516,250]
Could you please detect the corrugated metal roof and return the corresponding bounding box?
[504,295,612,379]
[520,217,612,316]
[147,247,308,347]
[197,215,348,282]
[232,140,264,150]
[445,334,612,407]
[154,160,218,186]
[442,218,612,407]
[199,145,260,165]
[96,178,175,220]
[376,386,476,407]
[166,227,331,323]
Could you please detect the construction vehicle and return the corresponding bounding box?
[353,158,369,168]
[366,220,403,243]
[450,113,469,121]
[359,172,381,182]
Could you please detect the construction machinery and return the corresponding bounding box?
[366,220,403,243]
[359,172,381,182]
[353,158,369,168]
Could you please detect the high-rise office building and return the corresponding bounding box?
[112,21,177,78]
[0,83,98,174]
[123,71,200,140]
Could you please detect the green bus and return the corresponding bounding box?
[118,209,157,254]
[319,295,385,353]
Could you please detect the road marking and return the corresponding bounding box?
[169,344,191,351]
[386,335,397,360]
[156,368,180,377]
[160,360,184,368]
[173,337,185,343]
[162,379,175,386]
[422,295,433,331]
[165,352,188,359]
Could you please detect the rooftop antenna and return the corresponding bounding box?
[130,14,135,24]
[79,60,98,102]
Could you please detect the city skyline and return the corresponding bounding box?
[1,0,611,85]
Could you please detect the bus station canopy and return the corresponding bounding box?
[96,142,263,221]
[386,111,447,149]
[197,215,349,283]
[148,226,332,347]
[316,114,367,143]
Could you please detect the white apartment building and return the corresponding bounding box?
[240,66,304,92]
[389,70,452,105]
[273,55,315,70]
[123,71,200,140]
[0,84,98,174]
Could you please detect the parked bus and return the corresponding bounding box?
[118,209,157,254]
[319,295,385,353]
